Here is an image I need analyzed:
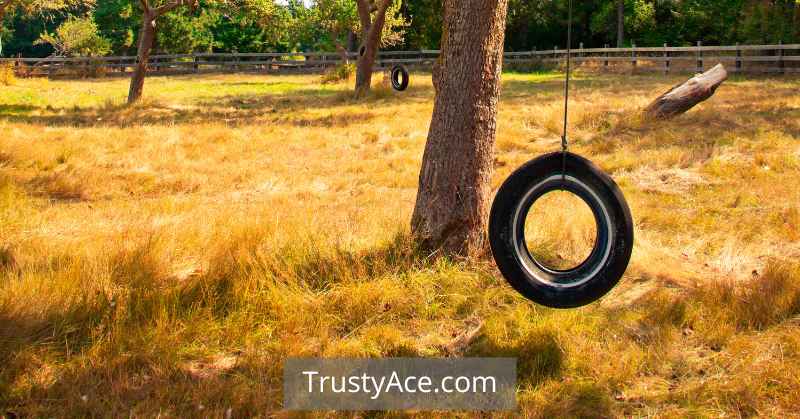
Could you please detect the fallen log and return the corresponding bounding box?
[644,63,728,120]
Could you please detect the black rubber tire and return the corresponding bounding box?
[391,65,409,91]
[489,152,634,309]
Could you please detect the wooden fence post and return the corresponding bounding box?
[778,40,785,75]
[604,44,609,70]
[631,42,637,72]
[664,43,669,75]
[735,43,742,73]
[696,40,703,72]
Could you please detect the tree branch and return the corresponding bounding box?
[153,0,180,16]
[355,0,372,33]
[153,0,196,17]
[366,0,392,44]
[139,0,151,15]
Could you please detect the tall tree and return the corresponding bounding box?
[127,0,278,104]
[0,0,91,55]
[411,0,508,257]
[298,0,405,93]
[309,0,358,63]
[353,0,391,96]
[127,0,198,104]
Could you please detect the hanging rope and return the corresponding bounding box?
[489,0,634,309]
[561,0,574,182]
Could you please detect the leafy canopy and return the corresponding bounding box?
[35,14,110,56]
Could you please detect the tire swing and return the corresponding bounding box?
[390,64,409,91]
[488,0,633,309]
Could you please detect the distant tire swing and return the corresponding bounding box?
[489,153,634,309]
[390,65,409,92]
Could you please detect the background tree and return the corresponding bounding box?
[411,0,508,257]
[93,0,137,54]
[126,0,280,104]
[353,0,392,96]
[127,0,198,104]
[399,0,440,49]
[304,0,358,62]
[0,0,92,55]
[3,0,800,58]
[616,0,623,47]
[35,14,110,56]
[299,0,406,94]
[0,0,89,19]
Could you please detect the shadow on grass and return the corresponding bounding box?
[1,169,88,204]
[233,231,431,293]
[0,230,432,362]
[0,104,39,115]
[0,83,434,129]
[0,281,112,404]
[0,231,435,416]
[466,326,564,387]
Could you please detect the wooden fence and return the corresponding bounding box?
[2,43,799,78]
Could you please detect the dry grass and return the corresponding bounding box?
[0,63,16,86]
[1,70,800,417]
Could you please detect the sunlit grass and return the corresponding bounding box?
[1,70,800,416]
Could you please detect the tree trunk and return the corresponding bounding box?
[354,42,378,96]
[410,0,509,257]
[616,0,625,48]
[354,0,391,97]
[644,63,728,120]
[128,13,156,104]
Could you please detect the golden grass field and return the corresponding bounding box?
[1,69,800,417]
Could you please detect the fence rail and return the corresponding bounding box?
[2,43,799,78]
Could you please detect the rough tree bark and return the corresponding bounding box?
[644,63,728,120]
[410,0,509,257]
[616,0,624,48]
[128,0,197,104]
[128,8,156,104]
[354,0,392,97]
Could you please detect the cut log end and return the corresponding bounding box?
[644,63,728,120]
